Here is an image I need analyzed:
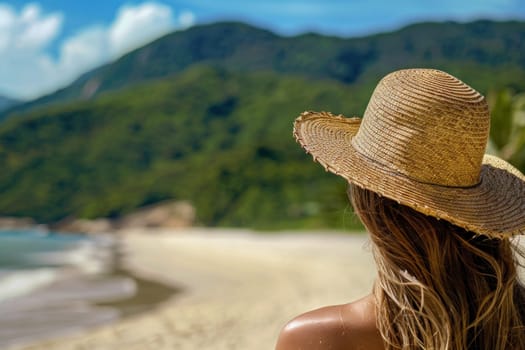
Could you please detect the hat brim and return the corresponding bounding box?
[294,111,525,237]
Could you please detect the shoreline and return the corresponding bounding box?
[14,228,376,350]
[1,232,181,350]
[94,268,180,319]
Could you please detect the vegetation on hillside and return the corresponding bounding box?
[487,90,525,171]
[4,20,525,117]
[0,96,20,113]
[0,67,366,228]
[1,20,524,230]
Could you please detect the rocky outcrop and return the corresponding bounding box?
[116,201,195,229]
[0,216,37,229]
[53,201,196,234]
[53,218,115,234]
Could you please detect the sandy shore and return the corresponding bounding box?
[16,228,376,350]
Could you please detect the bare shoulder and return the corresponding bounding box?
[275,294,384,350]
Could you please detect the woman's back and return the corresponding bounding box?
[279,68,525,349]
[276,294,384,350]
[351,186,525,349]
[276,187,525,349]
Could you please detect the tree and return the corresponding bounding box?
[487,89,525,172]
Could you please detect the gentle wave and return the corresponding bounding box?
[29,237,116,274]
[0,268,60,303]
[0,231,126,348]
[0,230,117,303]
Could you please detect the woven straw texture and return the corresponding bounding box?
[294,69,525,237]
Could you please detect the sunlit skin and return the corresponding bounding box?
[275,294,384,350]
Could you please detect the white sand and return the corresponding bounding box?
[17,228,376,350]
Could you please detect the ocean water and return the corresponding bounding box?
[0,229,135,348]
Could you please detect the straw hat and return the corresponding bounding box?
[294,69,525,237]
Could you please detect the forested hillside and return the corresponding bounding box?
[0,96,20,113]
[0,67,364,228]
[1,20,524,228]
[3,20,525,117]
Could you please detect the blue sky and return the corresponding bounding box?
[1,0,524,100]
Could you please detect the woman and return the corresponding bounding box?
[276,69,525,350]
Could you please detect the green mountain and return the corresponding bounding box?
[3,20,525,118]
[0,67,365,228]
[1,20,524,229]
[0,95,20,113]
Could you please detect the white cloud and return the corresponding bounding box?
[179,10,196,29]
[16,4,62,50]
[0,3,62,53]
[0,2,195,100]
[109,3,174,56]
[59,27,108,73]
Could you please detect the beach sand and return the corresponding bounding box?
[14,228,376,350]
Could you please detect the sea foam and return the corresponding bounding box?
[0,268,59,303]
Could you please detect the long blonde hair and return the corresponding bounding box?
[349,185,525,349]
